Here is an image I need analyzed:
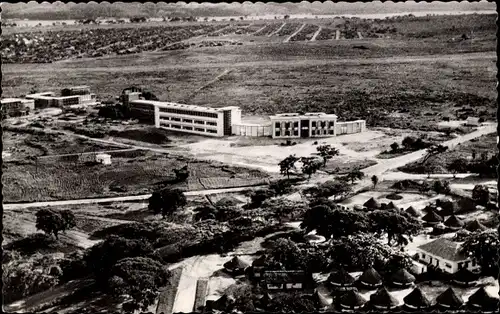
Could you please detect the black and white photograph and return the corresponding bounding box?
[1,1,498,313]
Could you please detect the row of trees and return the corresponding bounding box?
[278,145,340,179]
[301,203,422,246]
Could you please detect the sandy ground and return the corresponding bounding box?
[179,129,385,173]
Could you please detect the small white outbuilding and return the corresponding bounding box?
[465,117,480,126]
[95,153,112,165]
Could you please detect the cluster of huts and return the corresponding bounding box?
[213,255,498,313]
[362,197,489,232]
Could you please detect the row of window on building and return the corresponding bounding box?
[275,129,335,137]
[159,107,218,119]
[274,121,335,129]
[159,121,217,133]
[160,116,217,126]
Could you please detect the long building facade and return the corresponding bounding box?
[130,99,242,137]
[269,112,366,139]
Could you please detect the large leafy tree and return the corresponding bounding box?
[371,175,379,189]
[301,206,370,240]
[367,210,422,246]
[447,158,468,178]
[35,209,76,239]
[278,155,300,179]
[263,238,327,273]
[84,236,154,283]
[472,185,490,206]
[345,169,365,184]
[328,234,400,271]
[461,230,499,277]
[269,179,294,196]
[108,257,169,312]
[316,144,339,167]
[149,188,187,218]
[300,157,323,179]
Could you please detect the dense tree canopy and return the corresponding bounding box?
[267,293,316,312]
[301,157,323,179]
[84,236,155,283]
[367,209,422,246]
[316,144,339,167]
[327,234,406,272]
[148,188,187,218]
[108,257,169,312]
[35,209,76,239]
[461,230,499,277]
[472,185,490,206]
[301,206,370,240]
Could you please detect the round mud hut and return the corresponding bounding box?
[358,267,383,289]
[464,220,488,232]
[327,268,356,287]
[311,289,330,310]
[403,287,432,311]
[452,267,479,286]
[467,287,499,313]
[390,268,416,288]
[339,289,367,312]
[405,206,420,217]
[369,287,399,310]
[421,210,444,225]
[223,256,250,276]
[444,215,464,231]
[435,287,464,310]
[363,197,381,210]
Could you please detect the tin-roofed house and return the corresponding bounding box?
[415,238,480,274]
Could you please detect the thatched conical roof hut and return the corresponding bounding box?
[390,268,416,287]
[435,287,464,309]
[405,206,420,217]
[369,287,399,310]
[403,287,432,310]
[464,220,488,232]
[467,287,499,313]
[327,268,356,287]
[452,268,479,286]
[444,215,464,230]
[224,256,250,275]
[422,210,444,224]
[339,289,367,310]
[386,201,399,210]
[363,197,381,210]
[311,289,330,309]
[358,267,383,289]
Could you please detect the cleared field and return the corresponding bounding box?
[2,131,122,160]
[2,151,270,203]
[3,38,495,133]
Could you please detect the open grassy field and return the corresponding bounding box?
[2,149,270,203]
[3,33,495,132]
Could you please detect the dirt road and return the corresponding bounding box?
[3,185,268,210]
[4,278,95,313]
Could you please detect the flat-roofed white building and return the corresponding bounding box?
[1,98,34,117]
[131,99,242,137]
[269,112,338,139]
[268,112,365,139]
[25,90,97,108]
